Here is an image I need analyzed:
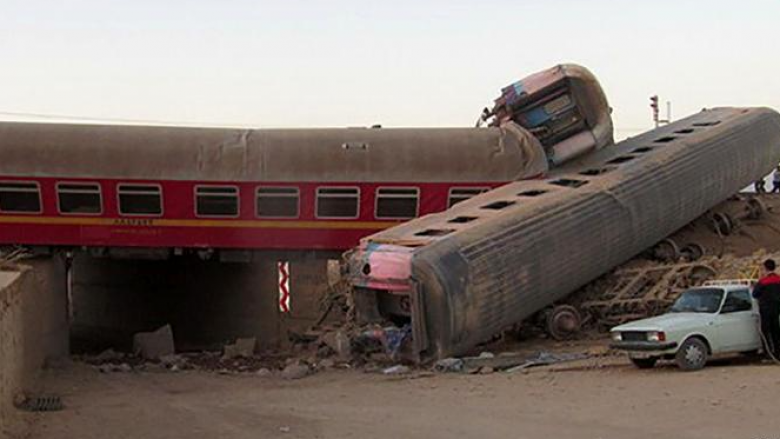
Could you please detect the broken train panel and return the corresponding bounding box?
[485,63,615,166]
[348,107,780,363]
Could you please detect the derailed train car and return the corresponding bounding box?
[484,63,614,166]
[0,64,611,252]
[347,107,780,363]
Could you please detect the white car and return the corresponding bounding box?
[610,280,762,370]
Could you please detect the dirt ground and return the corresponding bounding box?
[11,195,780,439]
[13,348,780,439]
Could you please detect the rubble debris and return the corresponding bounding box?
[222,337,256,359]
[461,352,531,371]
[434,352,528,373]
[352,324,412,360]
[576,263,717,327]
[504,352,589,372]
[319,358,336,369]
[14,394,64,412]
[384,325,412,357]
[96,363,133,373]
[94,348,122,362]
[159,354,187,370]
[281,362,311,380]
[382,365,410,375]
[434,351,591,374]
[434,358,464,373]
[313,264,354,328]
[132,324,175,360]
[256,368,273,377]
[319,330,351,360]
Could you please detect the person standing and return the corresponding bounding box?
[753,259,780,359]
[755,178,767,193]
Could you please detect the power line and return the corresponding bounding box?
[0,110,658,135]
[0,110,255,128]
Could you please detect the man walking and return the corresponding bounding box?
[753,259,780,359]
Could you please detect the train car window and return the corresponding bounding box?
[256,187,299,218]
[117,184,163,216]
[196,186,239,217]
[57,183,102,215]
[0,182,42,213]
[375,187,419,219]
[316,187,360,219]
[448,187,490,208]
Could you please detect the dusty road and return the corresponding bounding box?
[14,354,780,439]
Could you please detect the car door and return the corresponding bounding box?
[714,288,760,352]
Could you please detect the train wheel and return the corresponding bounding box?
[746,197,767,220]
[711,212,734,236]
[653,238,680,262]
[546,305,582,340]
[680,243,705,261]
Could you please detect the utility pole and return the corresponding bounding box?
[650,95,672,128]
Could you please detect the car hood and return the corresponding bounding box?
[612,312,714,332]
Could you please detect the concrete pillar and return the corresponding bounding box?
[0,257,68,436]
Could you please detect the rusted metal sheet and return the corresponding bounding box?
[349,107,780,362]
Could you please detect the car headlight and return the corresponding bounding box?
[647,331,666,342]
[611,332,622,341]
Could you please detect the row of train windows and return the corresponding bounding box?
[0,183,489,219]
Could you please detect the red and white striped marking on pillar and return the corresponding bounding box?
[278,261,290,313]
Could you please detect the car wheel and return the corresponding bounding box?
[675,338,708,371]
[630,357,658,369]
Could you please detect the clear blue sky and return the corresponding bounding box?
[1,0,778,137]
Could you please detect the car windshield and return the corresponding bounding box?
[670,288,724,313]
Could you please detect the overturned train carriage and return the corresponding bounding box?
[348,107,780,363]
[487,64,614,165]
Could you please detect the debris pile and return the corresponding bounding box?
[132,325,175,360]
[571,262,717,328]
[546,195,780,332]
[434,351,591,374]
[14,394,63,412]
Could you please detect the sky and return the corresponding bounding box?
[1,0,779,138]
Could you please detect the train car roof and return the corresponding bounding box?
[0,121,548,183]
[361,107,775,248]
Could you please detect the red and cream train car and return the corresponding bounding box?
[0,123,548,251]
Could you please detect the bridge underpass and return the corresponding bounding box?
[68,250,340,353]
